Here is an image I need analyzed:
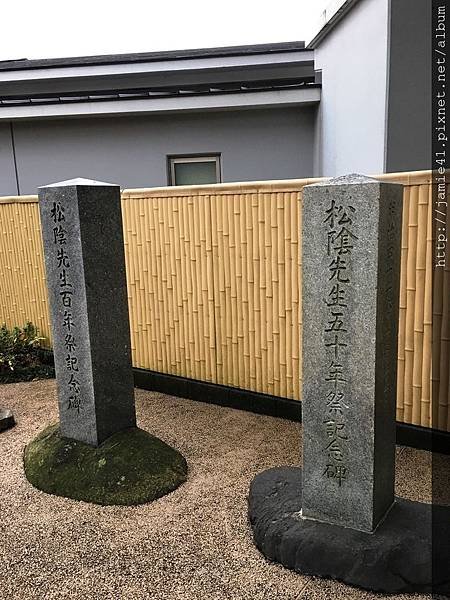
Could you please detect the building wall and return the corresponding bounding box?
[0,124,18,195]
[386,0,431,171]
[8,107,315,195]
[313,0,389,177]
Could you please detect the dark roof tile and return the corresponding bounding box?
[0,41,307,72]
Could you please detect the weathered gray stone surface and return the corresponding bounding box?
[301,174,403,532]
[248,467,449,594]
[38,179,136,446]
[0,408,15,432]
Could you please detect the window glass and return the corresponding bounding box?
[169,157,220,185]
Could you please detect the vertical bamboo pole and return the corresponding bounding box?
[163,196,173,372]
[223,194,232,386]
[122,199,136,364]
[180,196,191,378]
[1,204,13,328]
[129,199,140,366]
[27,203,51,344]
[420,184,433,428]
[143,195,156,371]
[285,192,293,399]
[253,192,262,393]
[411,186,428,424]
[272,192,280,397]
[397,187,410,421]
[153,197,165,372]
[186,197,196,378]
[205,194,216,383]
[14,205,31,328]
[247,194,256,391]
[138,197,150,369]
[232,193,242,388]
[219,194,226,385]
[131,198,141,367]
[139,197,150,369]
[403,185,419,423]
[278,192,287,398]
[293,190,301,400]
[165,197,175,373]
[142,197,153,369]
[213,193,225,385]
[197,195,207,381]
[3,205,16,327]
[241,194,250,391]
[259,192,267,394]
[147,196,159,372]
[172,196,182,376]
[263,192,271,394]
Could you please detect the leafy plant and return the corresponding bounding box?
[0,322,54,383]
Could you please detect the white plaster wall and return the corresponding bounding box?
[314,0,389,177]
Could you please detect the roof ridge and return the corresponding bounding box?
[0,41,307,72]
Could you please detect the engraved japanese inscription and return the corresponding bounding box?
[50,200,83,413]
[321,196,358,486]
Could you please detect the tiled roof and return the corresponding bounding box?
[0,41,307,72]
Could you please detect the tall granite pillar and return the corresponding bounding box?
[248,174,448,593]
[38,179,136,446]
[301,174,403,532]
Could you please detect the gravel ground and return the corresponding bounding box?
[0,379,442,600]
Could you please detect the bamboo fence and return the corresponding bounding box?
[0,171,447,431]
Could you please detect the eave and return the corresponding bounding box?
[0,86,321,121]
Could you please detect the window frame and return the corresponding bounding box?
[167,154,222,186]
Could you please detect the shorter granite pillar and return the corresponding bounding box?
[38,179,136,446]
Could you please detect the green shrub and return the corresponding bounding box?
[0,322,55,383]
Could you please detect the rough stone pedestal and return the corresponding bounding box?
[248,467,450,595]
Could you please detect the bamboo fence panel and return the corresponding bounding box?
[0,171,447,431]
[0,199,51,345]
[121,192,216,381]
[210,189,301,398]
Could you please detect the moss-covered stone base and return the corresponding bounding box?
[24,424,187,506]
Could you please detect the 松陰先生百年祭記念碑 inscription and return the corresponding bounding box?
[49,200,83,413]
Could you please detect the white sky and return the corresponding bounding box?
[1,0,328,62]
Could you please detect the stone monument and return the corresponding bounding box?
[37,179,136,446]
[23,179,187,505]
[248,175,450,594]
[301,174,399,532]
